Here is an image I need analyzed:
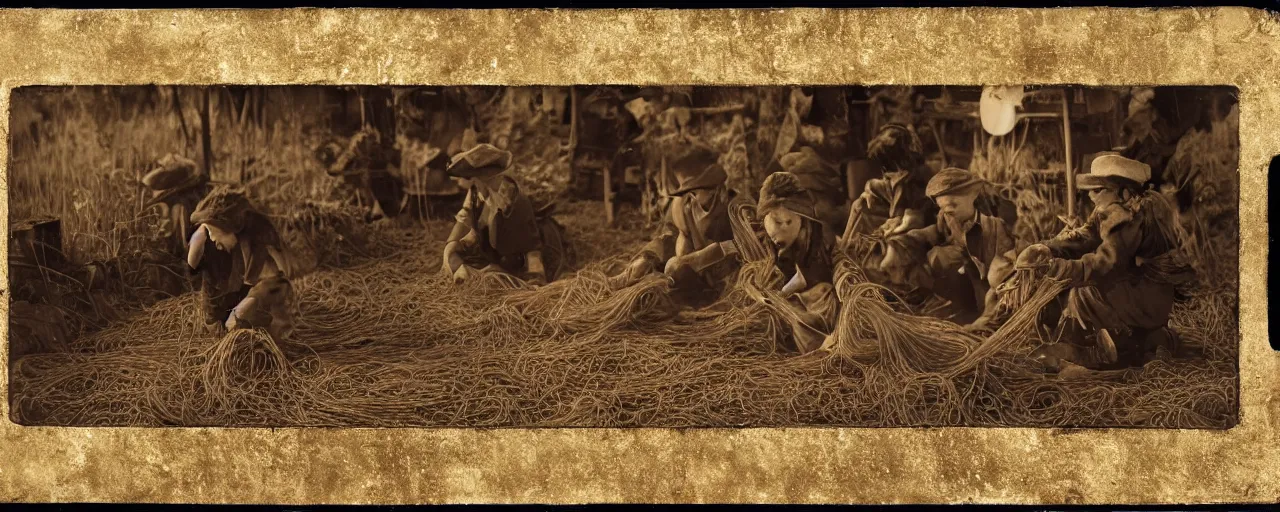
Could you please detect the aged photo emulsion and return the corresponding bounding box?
[7,85,1239,428]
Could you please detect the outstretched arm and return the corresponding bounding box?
[443,191,478,273]
[1049,216,1140,286]
[1044,220,1102,259]
[883,223,942,270]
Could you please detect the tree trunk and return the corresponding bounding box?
[199,87,213,179]
[171,86,191,151]
[360,86,404,218]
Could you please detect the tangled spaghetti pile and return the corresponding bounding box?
[9,218,1237,428]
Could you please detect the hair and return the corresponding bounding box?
[866,124,924,174]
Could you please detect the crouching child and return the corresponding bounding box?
[442,144,568,286]
[1020,154,1196,373]
[755,172,838,354]
[186,186,297,341]
[881,168,1017,330]
[611,141,739,304]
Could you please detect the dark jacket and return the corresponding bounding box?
[846,169,937,236]
[1047,194,1195,332]
[460,176,542,258]
[640,186,734,264]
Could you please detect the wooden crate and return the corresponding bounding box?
[10,215,65,268]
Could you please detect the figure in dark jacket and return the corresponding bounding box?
[314,126,405,221]
[141,154,212,257]
[842,124,938,240]
[611,141,738,301]
[882,168,1017,330]
[1021,153,1196,372]
[442,144,568,285]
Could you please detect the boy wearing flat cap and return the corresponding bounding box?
[1019,153,1195,372]
[443,143,559,285]
[186,186,296,339]
[756,172,838,354]
[612,141,739,300]
[882,168,1017,330]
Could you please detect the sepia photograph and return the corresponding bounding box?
[7,83,1239,428]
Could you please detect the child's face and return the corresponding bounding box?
[925,153,945,174]
[691,187,717,209]
[469,176,496,198]
[203,224,239,252]
[764,209,803,251]
[936,192,978,222]
[1088,187,1119,207]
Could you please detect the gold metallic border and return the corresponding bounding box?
[0,8,1276,505]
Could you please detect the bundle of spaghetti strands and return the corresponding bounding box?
[502,265,680,339]
[8,201,1239,429]
[823,254,979,373]
[938,270,1070,379]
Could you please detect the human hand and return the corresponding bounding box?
[1016,244,1051,269]
[452,265,473,285]
[627,258,656,281]
[880,244,904,272]
[663,255,688,277]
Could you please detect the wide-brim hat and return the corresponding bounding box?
[757,172,821,224]
[446,143,513,179]
[925,167,987,198]
[668,142,727,195]
[1077,153,1150,190]
[143,154,202,191]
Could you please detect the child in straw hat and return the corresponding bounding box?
[141,153,212,256]
[755,172,838,354]
[186,186,296,340]
[442,143,563,285]
[881,167,1018,331]
[1019,153,1196,373]
[611,141,739,301]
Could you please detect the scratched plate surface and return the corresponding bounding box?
[0,8,1276,505]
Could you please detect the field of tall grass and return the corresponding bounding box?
[9,87,340,266]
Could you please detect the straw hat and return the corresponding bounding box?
[142,154,200,190]
[446,143,513,179]
[925,167,987,198]
[142,154,210,208]
[1077,153,1150,190]
[757,172,820,223]
[667,142,727,195]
